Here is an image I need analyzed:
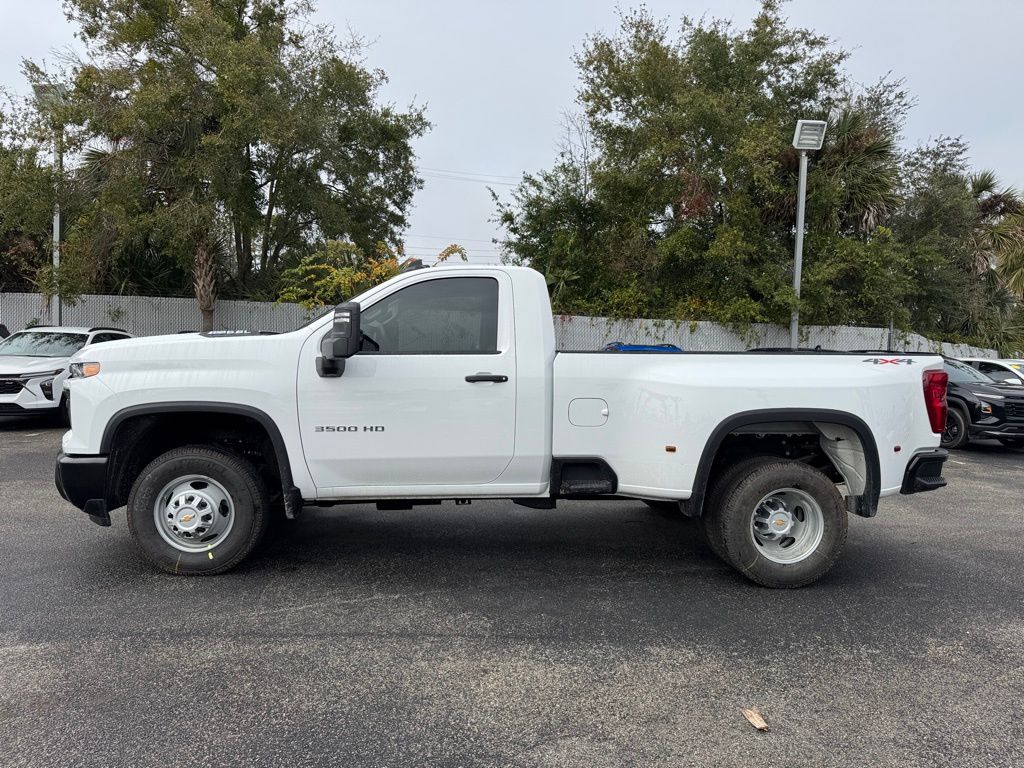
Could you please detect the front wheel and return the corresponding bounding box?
[56,394,70,427]
[126,445,270,575]
[711,460,848,588]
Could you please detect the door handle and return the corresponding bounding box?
[465,373,508,383]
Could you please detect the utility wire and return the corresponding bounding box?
[420,166,521,181]
[406,233,499,244]
[420,171,518,186]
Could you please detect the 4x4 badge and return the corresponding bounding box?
[862,358,915,365]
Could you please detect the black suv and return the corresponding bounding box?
[942,358,1024,449]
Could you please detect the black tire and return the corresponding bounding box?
[713,460,848,588]
[56,394,70,427]
[700,456,775,562]
[998,437,1024,449]
[941,407,969,450]
[126,445,270,575]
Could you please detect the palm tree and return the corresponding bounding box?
[820,107,901,234]
[966,171,1023,273]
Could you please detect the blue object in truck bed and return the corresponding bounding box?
[601,342,684,353]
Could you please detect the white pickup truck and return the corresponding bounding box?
[55,265,950,587]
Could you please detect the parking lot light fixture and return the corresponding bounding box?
[789,119,827,350]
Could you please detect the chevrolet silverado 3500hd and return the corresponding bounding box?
[55,266,949,587]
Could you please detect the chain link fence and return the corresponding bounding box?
[0,292,312,336]
[0,291,997,358]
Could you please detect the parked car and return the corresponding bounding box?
[942,357,1024,449]
[0,326,132,424]
[959,357,1024,387]
[55,266,949,587]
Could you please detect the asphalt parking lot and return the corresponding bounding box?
[1,417,1022,768]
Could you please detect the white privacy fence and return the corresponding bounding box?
[0,291,998,358]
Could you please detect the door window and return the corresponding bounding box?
[90,333,128,345]
[979,363,1018,383]
[359,277,499,354]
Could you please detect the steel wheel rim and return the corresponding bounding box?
[749,487,824,564]
[153,475,235,553]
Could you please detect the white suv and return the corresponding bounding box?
[0,326,131,423]
[960,358,1024,387]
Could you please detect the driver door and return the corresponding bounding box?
[296,272,517,493]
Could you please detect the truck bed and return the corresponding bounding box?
[551,351,943,501]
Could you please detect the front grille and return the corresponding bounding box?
[1005,402,1024,422]
[0,379,23,395]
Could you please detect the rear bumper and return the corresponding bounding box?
[55,451,112,526]
[900,449,948,494]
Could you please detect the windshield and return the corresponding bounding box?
[287,282,394,332]
[291,307,334,332]
[0,331,89,358]
[945,359,996,385]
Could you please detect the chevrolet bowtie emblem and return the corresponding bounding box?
[180,513,195,523]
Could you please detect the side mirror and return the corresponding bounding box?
[316,301,361,377]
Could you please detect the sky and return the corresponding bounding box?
[1,0,1021,264]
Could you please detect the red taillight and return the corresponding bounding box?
[923,369,948,434]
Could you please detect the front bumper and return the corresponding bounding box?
[0,375,64,412]
[900,449,948,494]
[55,451,112,526]
[970,422,1024,439]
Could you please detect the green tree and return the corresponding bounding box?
[892,138,1024,351]
[495,1,1021,353]
[31,0,427,328]
[0,98,56,292]
[278,240,467,310]
[498,2,908,326]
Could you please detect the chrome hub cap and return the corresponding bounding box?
[750,488,824,564]
[154,475,235,553]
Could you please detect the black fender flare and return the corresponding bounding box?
[690,408,881,519]
[101,402,302,517]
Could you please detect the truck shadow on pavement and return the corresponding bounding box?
[0,414,63,431]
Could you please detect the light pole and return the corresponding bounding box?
[789,119,827,350]
[32,82,71,325]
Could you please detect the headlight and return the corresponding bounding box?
[69,362,101,379]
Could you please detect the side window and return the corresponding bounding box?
[985,368,1016,383]
[90,333,129,345]
[360,277,499,354]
